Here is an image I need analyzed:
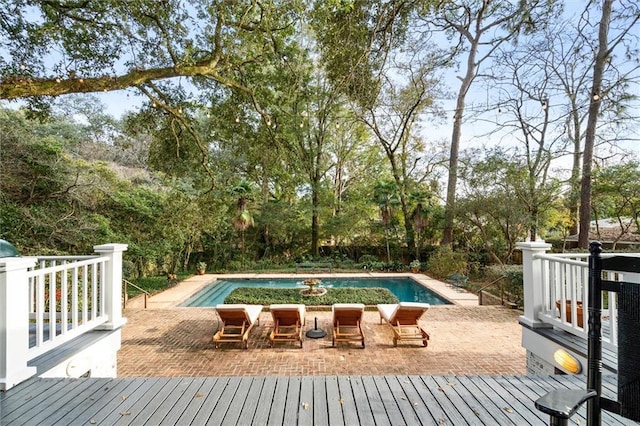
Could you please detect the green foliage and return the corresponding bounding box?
[427,246,468,278]
[485,264,524,306]
[225,287,398,306]
[127,274,190,298]
[592,162,640,237]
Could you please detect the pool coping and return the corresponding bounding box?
[126,272,479,311]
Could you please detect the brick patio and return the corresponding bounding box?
[118,275,526,377]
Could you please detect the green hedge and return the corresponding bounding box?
[225,287,398,306]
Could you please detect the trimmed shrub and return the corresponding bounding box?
[225,287,398,306]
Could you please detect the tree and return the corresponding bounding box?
[373,179,400,262]
[0,1,300,103]
[578,0,640,248]
[231,180,255,267]
[458,148,550,263]
[358,50,446,253]
[591,161,640,249]
[427,0,556,245]
[484,39,567,240]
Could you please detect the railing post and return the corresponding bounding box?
[93,243,128,330]
[518,240,553,328]
[0,257,37,390]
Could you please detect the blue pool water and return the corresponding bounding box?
[180,277,451,307]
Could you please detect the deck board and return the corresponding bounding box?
[313,376,330,426]
[0,381,75,424]
[189,377,229,425]
[234,376,265,425]
[266,376,289,426]
[124,378,189,426]
[221,376,254,426]
[360,375,391,425]
[298,376,314,426]
[175,377,219,425]
[385,376,422,425]
[83,377,147,425]
[205,376,240,424]
[324,376,345,426]
[252,376,277,426]
[481,376,547,424]
[1,377,66,421]
[283,376,302,425]
[142,378,198,425]
[454,376,523,425]
[372,376,406,424]
[1,375,636,426]
[338,376,366,425]
[51,378,126,425]
[429,376,486,425]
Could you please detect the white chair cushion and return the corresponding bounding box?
[244,305,264,323]
[269,304,306,322]
[215,304,263,324]
[377,304,399,322]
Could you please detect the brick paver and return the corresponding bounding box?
[118,300,526,377]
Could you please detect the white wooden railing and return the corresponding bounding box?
[519,241,639,353]
[0,243,127,390]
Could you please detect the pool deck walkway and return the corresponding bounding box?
[118,273,523,377]
[126,272,479,311]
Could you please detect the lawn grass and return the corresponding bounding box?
[224,287,399,306]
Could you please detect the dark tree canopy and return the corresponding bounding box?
[0,0,300,103]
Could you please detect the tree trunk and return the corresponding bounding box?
[442,31,478,246]
[568,139,582,236]
[578,0,612,248]
[311,172,321,257]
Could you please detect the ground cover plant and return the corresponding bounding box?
[225,287,398,306]
[127,273,191,297]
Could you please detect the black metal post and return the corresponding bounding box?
[587,241,603,426]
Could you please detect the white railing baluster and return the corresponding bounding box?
[48,268,55,341]
[540,259,556,312]
[71,265,78,328]
[91,263,97,321]
[100,261,106,315]
[82,264,88,325]
[36,274,44,347]
[61,261,68,335]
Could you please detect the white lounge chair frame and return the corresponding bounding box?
[269,304,305,348]
[377,302,430,347]
[332,303,365,348]
[213,304,263,349]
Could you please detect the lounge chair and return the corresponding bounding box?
[213,304,263,349]
[377,302,430,347]
[268,304,306,348]
[331,303,365,347]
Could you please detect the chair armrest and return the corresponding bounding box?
[535,389,597,419]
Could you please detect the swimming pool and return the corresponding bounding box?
[180,277,452,307]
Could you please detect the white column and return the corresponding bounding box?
[0,257,37,390]
[93,243,128,330]
[517,240,553,328]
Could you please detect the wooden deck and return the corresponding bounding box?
[1,375,634,425]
